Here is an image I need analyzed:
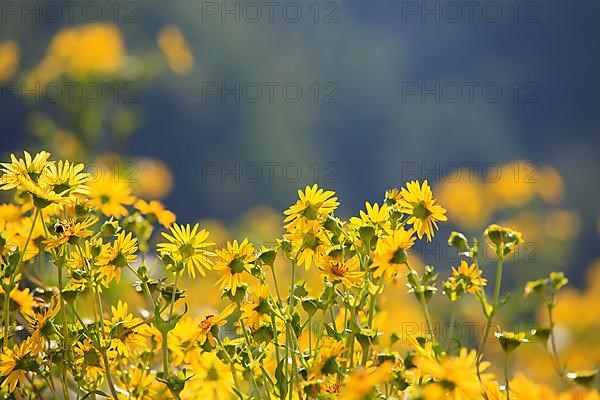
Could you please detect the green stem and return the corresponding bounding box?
[547,297,562,375]
[504,354,511,400]
[477,247,504,377]
[2,208,39,349]
[93,288,118,399]
[163,273,180,377]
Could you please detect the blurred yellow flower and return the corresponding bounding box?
[0,41,19,82]
[436,173,491,230]
[88,173,136,218]
[158,26,194,75]
[30,23,124,84]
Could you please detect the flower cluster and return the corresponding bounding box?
[0,151,597,399]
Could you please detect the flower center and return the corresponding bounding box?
[412,201,432,219]
[330,262,347,277]
[179,243,195,259]
[303,204,319,220]
[229,257,246,274]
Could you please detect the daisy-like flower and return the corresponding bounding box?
[0,151,52,191]
[168,314,203,366]
[318,254,364,287]
[414,348,491,399]
[214,238,256,296]
[350,202,391,235]
[25,295,61,354]
[283,224,331,269]
[116,364,162,400]
[0,337,35,393]
[188,352,234,400]
[43,215,99,249]
[157,223,215,278]
[371,228,416,280]
[105,300,152,357]
[197,304,235,347]
[399,180,447,241]
[309,339,345,379]
[134,199,176,227]
[73,338,106,384]
[0,282,36,318]
[284,184,339,231]
[39,159,90,197]
[240,284,272,330]
[88,173,135,218]
[444,260,487,300]
[96,232,138,284]
[339,361,394,400]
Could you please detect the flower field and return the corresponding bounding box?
[0,151,598,399]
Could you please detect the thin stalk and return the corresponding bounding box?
[477,247,504,378]
[2,208,39,348]
[547,297,562,375]
[504,354,511,400]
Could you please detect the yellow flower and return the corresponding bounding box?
[318,254,363,287]
[0,151,52,192]
[105,301,151,357]
[24,295,61,354]
[116,364,162,399]
[309,339,345,379]
[197,304,235,347]
[400,180,447,241]
[214,238,256,296]
[0,41,19,82]
[43,215,98,249]
[240,284,272,330]
[350,202,391,235]
[158,26,194,75]
[96,232,138,284]
[414,348,491,399]
[284,184,339,231]
[32,23,124,83]
[0,283,36,318]
[73,338,106,384]
[186,352,234,400]
[371,228,416,280]
[39,159,89,198]
[0,337,35,393]
[134,199,176,227]
[484,224,524,256]
[157,223,215,278]
[88,173,136,218]
[283,224,331,269]
[445,260,487,298]
[340,361,394,400]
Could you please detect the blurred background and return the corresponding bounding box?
[2,0,600,381]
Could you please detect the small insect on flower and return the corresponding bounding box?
[197,304,236,348]
[43,215,99,249]
[399,180,447,241]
